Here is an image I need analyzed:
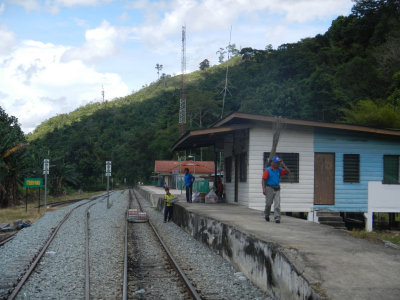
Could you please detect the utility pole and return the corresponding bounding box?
[106,161,111,208]
[102,85,105,102]
[43,159,49,210]
[178,25,187,137]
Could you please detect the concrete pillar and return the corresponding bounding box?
[364,212,373,232]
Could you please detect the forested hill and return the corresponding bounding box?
[27,0,400,191]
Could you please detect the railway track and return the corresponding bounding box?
[2,192,112,300]
[0,192,110,248]
[125,189,201,300]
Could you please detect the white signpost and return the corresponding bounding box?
[43,159,49,209]
[106,161,111,208]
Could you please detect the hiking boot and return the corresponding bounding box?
[265,216,270,222]
[275,220,280,224]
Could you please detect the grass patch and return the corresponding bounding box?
[347,229,400,246]
[0,191,104,226]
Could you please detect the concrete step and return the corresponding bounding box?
[318,216,345,222]
[316,211,341,217]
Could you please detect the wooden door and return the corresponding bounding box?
[314,153,335,205]
[234,155,239,203]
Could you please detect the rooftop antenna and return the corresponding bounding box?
[220,25,232,119]
[178,25,187,137]
[102,85,105,102]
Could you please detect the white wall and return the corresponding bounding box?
[365,181,400,231]
[368,181,400,212]
[248,127,314,212]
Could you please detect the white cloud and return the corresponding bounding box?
[118,12,130,23]
[0,2,5,14]
[6,0,114,13]
[0,26,16,55]
[73,17,88,27]
[129,0,352,48]
[5,0,41,11]
[0,39,129,132]
[61,20,129,64]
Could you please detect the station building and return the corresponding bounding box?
[171,112,400,230]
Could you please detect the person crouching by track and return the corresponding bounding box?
[262,156,290,223]
[163,187,175,223]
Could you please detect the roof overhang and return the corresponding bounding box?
[171,125,250,151]
[213,112,400,137]
[172,112,400,152]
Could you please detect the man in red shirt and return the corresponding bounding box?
[262,156,290,223]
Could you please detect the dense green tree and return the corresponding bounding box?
[199,59,210,70]
[0,107,28,207]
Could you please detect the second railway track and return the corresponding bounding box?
[2,191,117,300]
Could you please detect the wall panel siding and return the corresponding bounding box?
[248,127,314,212]
[314,130,400,212]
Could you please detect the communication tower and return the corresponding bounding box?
[178,26,187,137]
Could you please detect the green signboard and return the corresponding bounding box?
[24,178,43,188]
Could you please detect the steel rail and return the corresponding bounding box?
[132,189,202,300]
[85,202,97,300]
[7,194,108,300]
[0,234,16,247]
[122,190,133,300]
[122,212,128,300]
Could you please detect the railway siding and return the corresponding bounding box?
[0,198,92,299]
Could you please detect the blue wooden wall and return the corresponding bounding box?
[314,129,400,212]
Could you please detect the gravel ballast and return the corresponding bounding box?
[0,196,97,299]
[133,190,272,300]
[16,190,128,299]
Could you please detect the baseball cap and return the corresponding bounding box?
[272,156,281,162]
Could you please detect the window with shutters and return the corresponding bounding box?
[383,155,400,184]
[225,156,232,183]
[263,152,299,183]
[343,154,360,183]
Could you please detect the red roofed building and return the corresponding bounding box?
[154,160,215,188]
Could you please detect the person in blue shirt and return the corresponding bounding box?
[262,156,290,223]
[183,168,195,203]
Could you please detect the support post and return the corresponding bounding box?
[364,212,373,232]
[38,187,40,213]
[25,188,27,213]
[107,175,110,209]
[44,173,47,210]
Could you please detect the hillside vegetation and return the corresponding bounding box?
[1,0,399,204]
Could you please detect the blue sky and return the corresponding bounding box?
[0,0,353,132]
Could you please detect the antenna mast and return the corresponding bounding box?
[220,25,232,119]
[102,85,105,102]
[179,25,187,137]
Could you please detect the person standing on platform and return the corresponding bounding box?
[262,156,290,223]
[163,187,175,223]
[183,168,195,203]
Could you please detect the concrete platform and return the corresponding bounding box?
[135,185,185,207]
[137,186,400,300]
